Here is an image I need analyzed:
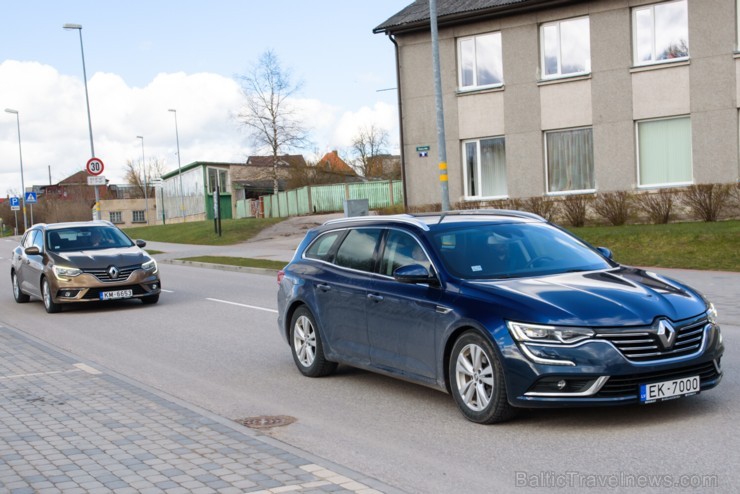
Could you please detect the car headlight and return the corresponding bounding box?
[53,265,82,278]
[142,259,157,272]
[507,321,594,345]
[707,303,718,324]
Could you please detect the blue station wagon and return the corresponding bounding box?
[276,211,724,423]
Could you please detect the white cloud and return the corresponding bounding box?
[1,59,398,195]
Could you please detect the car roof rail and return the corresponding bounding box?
[411,209,546,224]
[323,214,431,231]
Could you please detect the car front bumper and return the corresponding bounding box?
[501,321,724,408]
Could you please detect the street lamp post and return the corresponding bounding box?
[63,23,100,219]
[136,136,150,224]
[5,108,28,232]
[168,109,185,219]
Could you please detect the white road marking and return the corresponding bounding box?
[206,298,278,313]
[161,289,175,293]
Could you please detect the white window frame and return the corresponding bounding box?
[632,0,689,67]
[132,210,146,223]
[457,32,503,91]
[207,167,229,194]
[539,16,591,80]
[462,136,507,200]
[109,211,123,224]
[544,126,596,195]
[636,115,693,188]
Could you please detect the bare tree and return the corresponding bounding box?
[124,158,166,198]
[350,124,389,177]
[238,50,311,194]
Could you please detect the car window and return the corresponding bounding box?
[433,223,610,279]
[334,228,382,273]
[46,226,133,251]
[31,230,44,251]
[21,230,37,249]
[380,230,431,276]
[304,231,343,262]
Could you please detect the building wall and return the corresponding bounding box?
[99,198,156,228]
[393,0,740,207]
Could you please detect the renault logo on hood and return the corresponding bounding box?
[655,319,677,349]
[107,266,120,280]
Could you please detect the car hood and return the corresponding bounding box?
[49,247,150,268]
[462,267,707,326]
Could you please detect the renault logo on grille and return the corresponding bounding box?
[655,319,677,349]
[107,266,120,280]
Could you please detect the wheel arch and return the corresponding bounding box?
[442,323,502,394]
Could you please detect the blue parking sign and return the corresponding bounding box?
[9,196,20,207]
[25,191,37,204]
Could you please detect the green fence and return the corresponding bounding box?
[260,180,403,218]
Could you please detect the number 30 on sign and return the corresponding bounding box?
[86,157,105,176]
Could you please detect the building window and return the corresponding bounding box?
[463,137,507,198]
[637,116,692,187]
[208,167,229,193]
[109,211,123,224]
[540,16,591,79]
[458,32,503,90]
[633,0,688,66]
[545,127,594,193]
[132,210,146,223]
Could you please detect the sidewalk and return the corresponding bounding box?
[0,325,401,494]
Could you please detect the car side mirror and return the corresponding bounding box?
[393,264,439,286]
[596,246,613,260]
[24,246,41,256]
[136,239,147,248]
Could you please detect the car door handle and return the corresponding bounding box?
[367,293,384,302]
[316,283,331,292]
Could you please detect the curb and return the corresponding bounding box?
[160,258,284,277]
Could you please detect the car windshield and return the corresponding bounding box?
[46,226,134,252]
[431,222,611,279]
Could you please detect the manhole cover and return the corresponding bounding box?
[236,415,296,429]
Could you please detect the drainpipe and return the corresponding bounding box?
[388,33,408,211]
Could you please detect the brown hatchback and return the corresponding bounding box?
[10,220,161,313]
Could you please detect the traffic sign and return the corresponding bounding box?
[9,197,20,208]
[86,157,105,176]
[25,191,37,204]
[87,176,106,186]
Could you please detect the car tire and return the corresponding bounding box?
[42,278,62,314]
[141,294,159,305]
[449,331,516,424]
[12,271,30,303]
[290,306,337,377]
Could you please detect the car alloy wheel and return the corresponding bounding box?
[289,306,337,377]
[449,331,515,424]
[12,272,30,303]
[42,278,61,313]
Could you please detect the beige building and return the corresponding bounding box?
[375,0,740,207]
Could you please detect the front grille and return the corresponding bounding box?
[594,316,707,362]
[83,264,141,283]
[596,361,719,398]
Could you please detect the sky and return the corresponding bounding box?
[0,0,411,195]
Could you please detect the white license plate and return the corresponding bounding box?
[640,375,700,403]
[100,289,133,301]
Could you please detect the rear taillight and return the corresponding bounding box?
[277,270,285,285]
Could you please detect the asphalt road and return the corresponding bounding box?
[1,241,738,493]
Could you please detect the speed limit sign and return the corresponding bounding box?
[86,157,105,176]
